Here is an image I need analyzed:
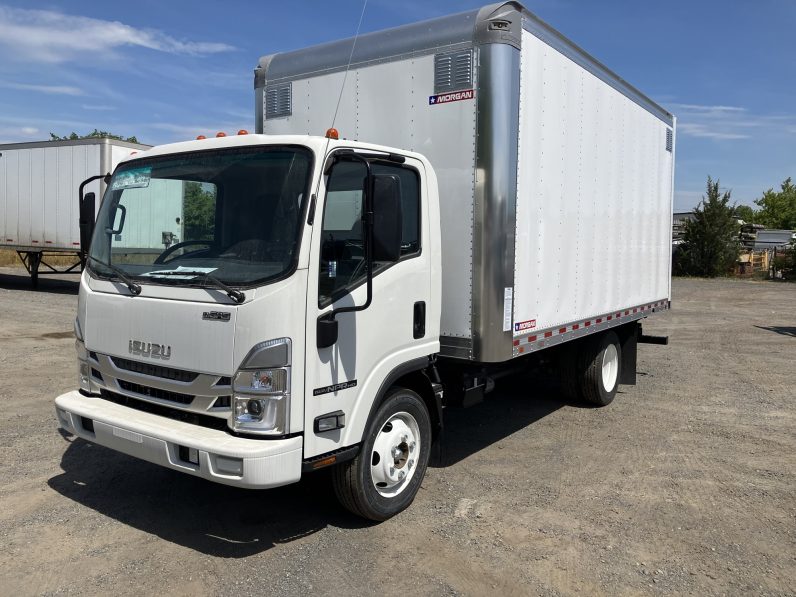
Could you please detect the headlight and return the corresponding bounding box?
[230,339,291,436]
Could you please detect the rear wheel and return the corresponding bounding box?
[332,387,431,521]
[561,331,622,406]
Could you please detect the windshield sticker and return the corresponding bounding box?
[143,266,218,280]
[111,167,152,190]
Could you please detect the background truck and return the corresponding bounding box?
[54,1,674,521]
[0,138,150,286]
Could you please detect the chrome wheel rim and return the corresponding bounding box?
[601,343,619,392]
[370,411,420,497]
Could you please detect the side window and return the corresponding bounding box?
[372,162,420,257]
[319,159,421,306]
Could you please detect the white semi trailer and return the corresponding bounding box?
[0,138,150,286]
[55,2,674,520]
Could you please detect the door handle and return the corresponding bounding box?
[413,301,426,339]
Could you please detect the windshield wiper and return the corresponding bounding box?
[146,270,245,304]
[87,255,142,296]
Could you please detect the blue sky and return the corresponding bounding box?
[1,1,794,210]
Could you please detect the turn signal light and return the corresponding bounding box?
[325,127,339,140]
[216,131,226,137]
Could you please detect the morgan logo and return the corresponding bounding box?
[514,319,536,332]
[428,89,475,105]
[129,340,172,360]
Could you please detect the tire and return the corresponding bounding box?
[332,387,431,521]
[560,331,622,406]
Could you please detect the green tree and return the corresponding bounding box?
[734,204,758,223]
[183,182,216,240]
[754,177,796,229]
[50,129,139,144]
[674,176,740,277]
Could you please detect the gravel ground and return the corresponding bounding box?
[0,268,794,596]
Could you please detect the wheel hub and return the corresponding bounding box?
[601,343,619,392]
[370,413,420,497]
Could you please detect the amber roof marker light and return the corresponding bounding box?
[325,128,339,140]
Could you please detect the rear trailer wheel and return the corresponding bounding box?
[332,388,431,521]
[580,331,622,406]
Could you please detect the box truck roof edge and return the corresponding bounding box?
[254,1,673,130]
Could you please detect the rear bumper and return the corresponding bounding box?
[55,390,302,489]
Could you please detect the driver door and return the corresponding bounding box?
[303,153,433,459]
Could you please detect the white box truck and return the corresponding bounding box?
[55,2,674,520]
[0,138,150,286]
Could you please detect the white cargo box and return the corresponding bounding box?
[256,1,674,362]
[0,138,149,252]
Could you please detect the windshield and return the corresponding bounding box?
[88,146,313,287]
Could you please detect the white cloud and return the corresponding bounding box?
[0,5,235,64]
[81,104,117,111]
[0,125,40,141]
[676,122,749,140]
[670,103,746,115]
[671,102,795,141]
[0,81,84,95]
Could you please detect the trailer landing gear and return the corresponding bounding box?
[16,250,82,289]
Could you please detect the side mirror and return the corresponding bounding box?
[79,192,96,255]
[317,313,339,349]
[371,174,402,262]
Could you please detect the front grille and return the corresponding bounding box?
[100,389,228,432]
[111,357,199,382]
[213,396,231,409]
[117,379,194,405]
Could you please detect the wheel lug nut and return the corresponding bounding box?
[409,441,416,452]
[398,471,406,480]
[401,435,408,443]
[408,459,414,470]
[389,466,395,476]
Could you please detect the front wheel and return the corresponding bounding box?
[332,387,431,521]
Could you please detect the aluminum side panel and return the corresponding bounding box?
[514,29,673,334]
[470,43,520,361]
[263,54,476,339]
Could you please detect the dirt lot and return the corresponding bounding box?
[0,268,793,596]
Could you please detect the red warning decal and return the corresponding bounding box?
[429,89,475,105]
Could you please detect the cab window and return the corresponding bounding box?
[319,159,420,306]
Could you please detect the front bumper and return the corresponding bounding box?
[55,390,302,489]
